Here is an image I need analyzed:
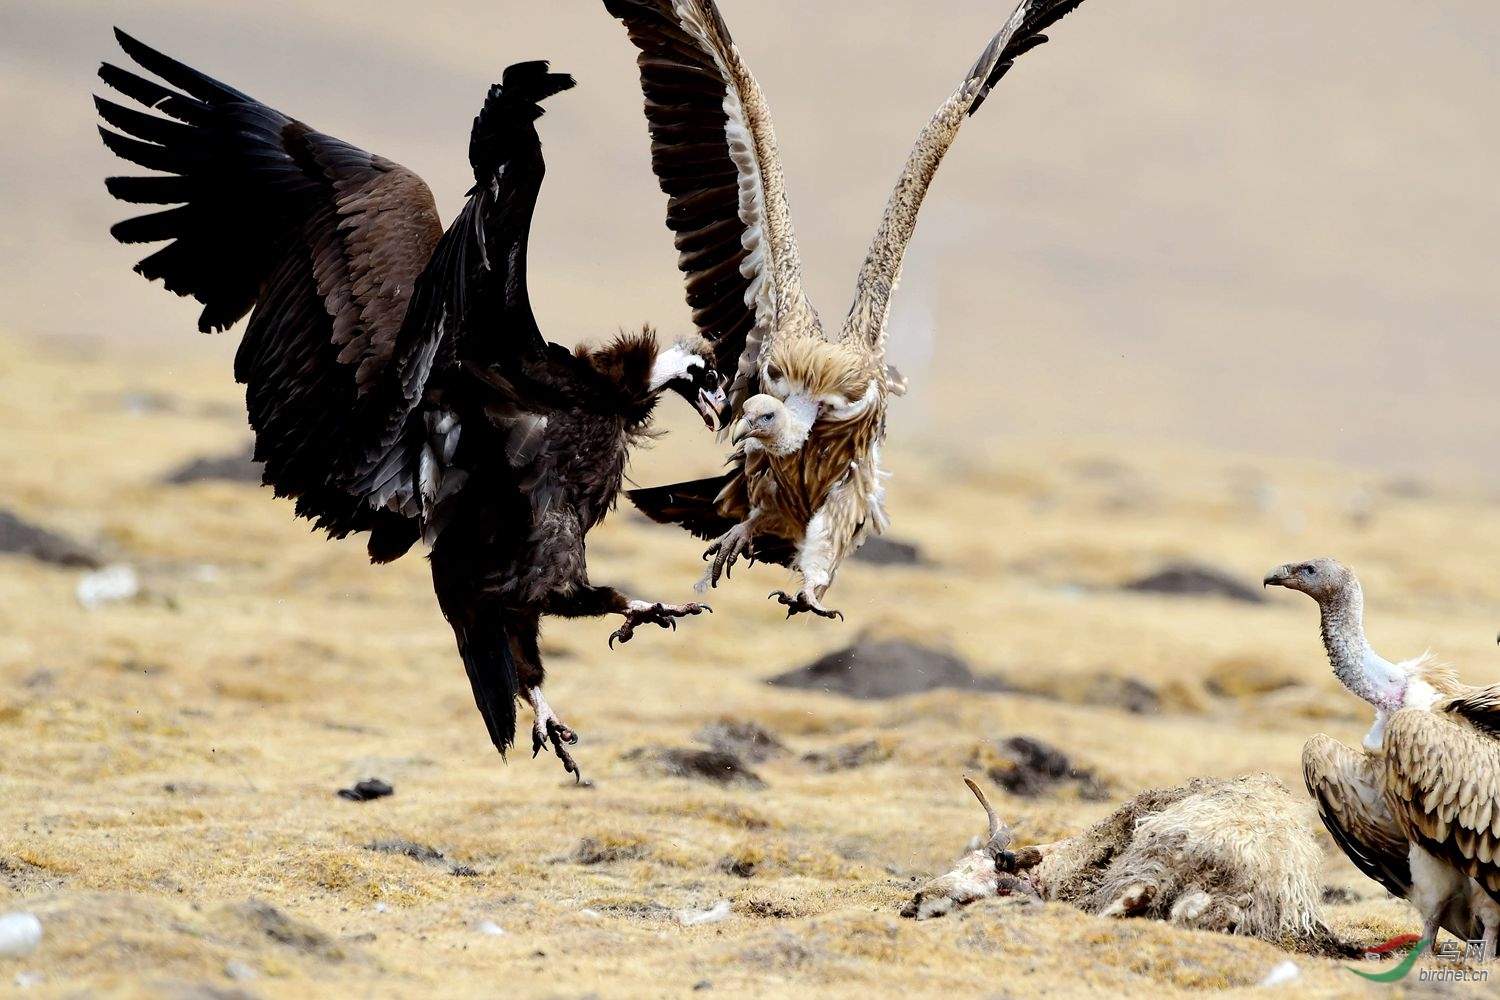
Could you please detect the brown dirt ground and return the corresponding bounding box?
[4,333,1498,997]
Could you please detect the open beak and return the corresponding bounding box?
[696,385,728,431]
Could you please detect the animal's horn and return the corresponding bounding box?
[964,775,1000,841]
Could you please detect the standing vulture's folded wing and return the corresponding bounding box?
[1384,689,1500,903]
[1302,733,1413,900]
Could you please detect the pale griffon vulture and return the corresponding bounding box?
[612,0,1089,619]
[1265,557,1500,957]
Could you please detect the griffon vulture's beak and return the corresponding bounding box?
[1262,565,1292,589]
[730,415,752,446]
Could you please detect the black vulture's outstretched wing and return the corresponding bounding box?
[98,28,444,556]
[98,32,574,559]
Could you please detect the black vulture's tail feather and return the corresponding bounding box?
[628,475,738,543]
[455,619,519,756]
[629,475,799,568]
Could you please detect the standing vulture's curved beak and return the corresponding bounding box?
[1263,565,1291,589]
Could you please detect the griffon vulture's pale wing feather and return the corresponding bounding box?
[1383,691,1500,901]
[839,0,1088,357]
[1302,733,1412,899]
[603,0,813,407]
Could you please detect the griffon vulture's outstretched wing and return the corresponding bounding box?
[839,0,1088,358]
[602,0,814,410]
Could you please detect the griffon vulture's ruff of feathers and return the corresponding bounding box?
[613,0,1088,619]
[96,32,727,779]
[1265,558,1500,956]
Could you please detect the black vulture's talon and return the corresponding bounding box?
[612,600,708,647]
[529,695,580,779]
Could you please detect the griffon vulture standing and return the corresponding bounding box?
[1265,557,1500,956]
[96,32,727,778]
[610,0,1089,619]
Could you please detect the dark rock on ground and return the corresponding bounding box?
[1204,657,1299,698]
[767,639,1008,701]
[161,445,261,485]
[986,736,1107,800]
[695,719,787,763]
[363,839,444,865]
[0,508,101,567]
[1121,562,1265,603]
[718,855,757,878]
[336,778,393,802]
[800,739,893,772]
[625,747,765,787]
[1321,885,1360,905]
[230,899,343,960]
[1079,673,1161,715]
[999,672,1163,716]
[739,898,798,918]
[568,837,648,865]
[850,535,923,566]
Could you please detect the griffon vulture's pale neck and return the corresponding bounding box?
[1314,576,1409,716]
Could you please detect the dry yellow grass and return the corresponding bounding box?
[5,333,1498,997]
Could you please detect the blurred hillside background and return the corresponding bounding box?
[2,0,1497,477]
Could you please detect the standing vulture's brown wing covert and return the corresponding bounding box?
[97,31,725,779]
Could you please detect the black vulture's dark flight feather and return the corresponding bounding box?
[98,32,725,778]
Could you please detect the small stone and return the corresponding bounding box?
[677,900,731,927]
[336,778,393,801]
[76,564,140,609]
[627,747,764,787]
[474,920,506,936]
[224,959,257,982]
[161,445,261,485]
[0,912,43,958]
[1258,960,1299,987]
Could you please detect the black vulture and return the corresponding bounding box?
[96,30,727,778]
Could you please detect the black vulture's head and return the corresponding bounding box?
[650,337,727,430]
